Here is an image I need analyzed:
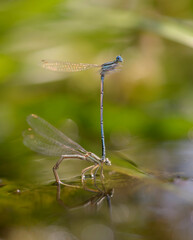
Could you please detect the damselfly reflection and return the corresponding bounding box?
[23,114,111,186]
[56,181,113,218]
[42,56,123,162]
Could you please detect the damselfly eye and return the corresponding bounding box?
[105,158,111,166]
[116,56,123,62]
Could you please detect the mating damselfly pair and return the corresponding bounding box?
[24,56,123,185]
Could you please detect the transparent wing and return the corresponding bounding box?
[23,128,81,156]
[42,60,100,72]
[26,114,87,154]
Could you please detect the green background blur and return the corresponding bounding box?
[0,0,193,183]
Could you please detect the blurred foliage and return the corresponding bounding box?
[0,0,193,239]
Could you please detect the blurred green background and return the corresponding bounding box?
[1,0,193,181]
[1,0,193,239]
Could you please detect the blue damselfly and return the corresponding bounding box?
[42,56,123,162]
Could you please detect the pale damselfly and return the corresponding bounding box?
[23,114,111,186]
[42,56,123,162]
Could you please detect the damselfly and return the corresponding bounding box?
[42,56,123,162]
[23,114,111,186]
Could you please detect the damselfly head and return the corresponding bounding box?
[104,158,111,166]
[116,56,123,63]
